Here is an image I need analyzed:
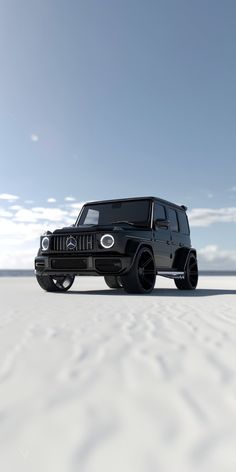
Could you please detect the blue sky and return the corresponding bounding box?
[0,0,236,268]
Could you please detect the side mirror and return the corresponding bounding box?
[154,218,169,229]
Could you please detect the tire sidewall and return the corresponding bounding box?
[187,255,198,289]
[122,247,156,294]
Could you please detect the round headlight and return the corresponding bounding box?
[100,234,114,249]
[42,236,50,251]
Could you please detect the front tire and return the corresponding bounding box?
[175,254,198,290]
[121,247,156,294]
[36,274,75,292]
[104,275,123,289]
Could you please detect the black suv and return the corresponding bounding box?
[35,196,198,294]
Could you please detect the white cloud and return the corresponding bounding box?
[69,202,85,218]
[31,134,39,142]
[65,196,76,202]
[0,217,45,268]
[47,198,57,203]
[70,201,85,209]
[0,193,19,201]
[198,245,236,270]
[229,186,236,192]
[13,207,73,224]
[188,207,236,227]
[0,208,13,217]
[0,218,46,241]
[9,205,22,210]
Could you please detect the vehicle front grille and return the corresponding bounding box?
[51,234,95,252]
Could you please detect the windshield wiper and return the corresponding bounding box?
[77,224,97,227]
[112,220,138,227]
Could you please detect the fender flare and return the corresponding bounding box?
[184,249,197,271]
[125,240,154,271]
[173,247,197,272]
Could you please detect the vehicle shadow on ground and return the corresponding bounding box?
[67,288,236,297]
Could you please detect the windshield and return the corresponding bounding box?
[77,200,151,228]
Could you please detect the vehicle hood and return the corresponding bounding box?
[53,225,127,234]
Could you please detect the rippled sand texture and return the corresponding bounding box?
[0,276,236,472]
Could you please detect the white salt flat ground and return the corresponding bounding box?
[0,275,236,472]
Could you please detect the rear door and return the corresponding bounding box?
[153,203,172,268]
[167,207,182,267]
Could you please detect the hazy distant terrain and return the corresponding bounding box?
[0,276,236,472]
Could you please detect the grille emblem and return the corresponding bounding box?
[66,236,77,250]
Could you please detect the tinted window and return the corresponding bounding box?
[154,204,166,220]
[168,208,179,232]
[178,211,189,234]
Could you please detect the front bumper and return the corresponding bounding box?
[35,254,132,276]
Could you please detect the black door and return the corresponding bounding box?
[167,207,182,267]
[153,203,172,268]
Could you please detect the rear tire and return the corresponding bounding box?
[36,274,75,292]
[121,247,156,294]
[175,254,198,290]
[104,275,123,289]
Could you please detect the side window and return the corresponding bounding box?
[154,204,166,220]
[168,208,179,232]
[177,211,190,234]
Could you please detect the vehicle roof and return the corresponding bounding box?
[84,196,187,211]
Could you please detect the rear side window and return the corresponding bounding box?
[178,211,190,234]
[154,203,166,220]
[168,208,179,232]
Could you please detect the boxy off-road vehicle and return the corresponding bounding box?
[35,196,198,294]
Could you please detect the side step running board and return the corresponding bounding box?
[157,271,185,279]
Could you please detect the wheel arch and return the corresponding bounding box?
[173,247,197,271]
[125,240,155,271]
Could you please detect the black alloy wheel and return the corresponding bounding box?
[36,274,75,292]
[121,247,156,294]
[175,254,198,290]
[104,275,123,289]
